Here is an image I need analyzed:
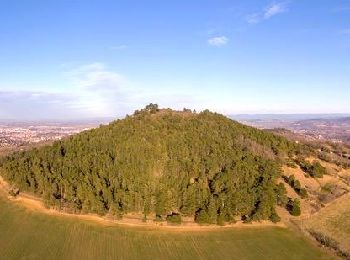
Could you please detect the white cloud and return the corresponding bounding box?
[0,63,206,119]
[64,63,133,117]
[246,2,289,24]
[264,2,288,19]
[67,62,126,92]
[0,90,83,120]
[208,36,228,47]
[0,63,134,119]
[246,14,261,24]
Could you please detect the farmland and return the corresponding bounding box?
[0,196,332,260]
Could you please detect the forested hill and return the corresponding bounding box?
[0,104,299,224]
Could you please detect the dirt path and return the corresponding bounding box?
[0,175,286,231]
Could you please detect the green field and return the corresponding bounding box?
[0,197,332,260]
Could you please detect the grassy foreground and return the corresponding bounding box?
[0,197,332,260]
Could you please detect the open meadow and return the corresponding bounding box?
[303,193,350,255]
[0,196,333,260]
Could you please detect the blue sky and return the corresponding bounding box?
[1,0,349,119]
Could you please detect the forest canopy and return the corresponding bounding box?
[0,105,298,224]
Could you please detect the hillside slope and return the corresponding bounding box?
[0,105,297,224]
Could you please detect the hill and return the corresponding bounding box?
[0,104,298,224]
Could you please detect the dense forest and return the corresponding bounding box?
[0,104,299,224]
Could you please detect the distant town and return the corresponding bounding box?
[1,115,349,151]
[233,115,350,145]
[0,121,107,149]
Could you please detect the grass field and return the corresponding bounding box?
[304,193,350,254]
[0,197,332,260]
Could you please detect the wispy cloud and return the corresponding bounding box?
[0,91,82,120]
[0,63,206,119]
[208,36,228,47]
[246,2,289,24]
[264,2,288,19]
[0,63,133,119]
[246,14,261,24]
[64,63,133,117]
[67,62,126,92]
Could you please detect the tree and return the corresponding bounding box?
[269,209,281,223]
[299,188,308,199]
[145,103,159,114]
[288,175,295,186]
[166,213,182,224]
[288,198,301,216]
[293,180,301,191]
[298,159,326,178]
[207,196,217,224]
[195,209,210,224]
[275,183,288,207]
[311,161,326,178]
